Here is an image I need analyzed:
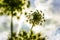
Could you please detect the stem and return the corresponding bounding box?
[30,24,34,35]
[28,25,33,38]
[30,23,34,31]
[30,25,33,31]
[11,9,13,40]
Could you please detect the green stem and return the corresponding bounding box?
[30,23,34,31]
[30,25,33,31]
[11,9,13,40]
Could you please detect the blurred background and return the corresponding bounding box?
[0,0,60,40]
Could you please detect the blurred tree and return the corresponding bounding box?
[0,0,30,39]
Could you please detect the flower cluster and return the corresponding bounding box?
[8,30,45,40]
[26,10,45,26]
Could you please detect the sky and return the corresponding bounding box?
[0,0,60,40]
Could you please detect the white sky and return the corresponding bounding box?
[33,0,60,40]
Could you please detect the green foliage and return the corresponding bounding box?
[0,12,4,16]
[27,1,30,7]
[8,30,46,40]
[0,0,30,15]
[26,10,45,26]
